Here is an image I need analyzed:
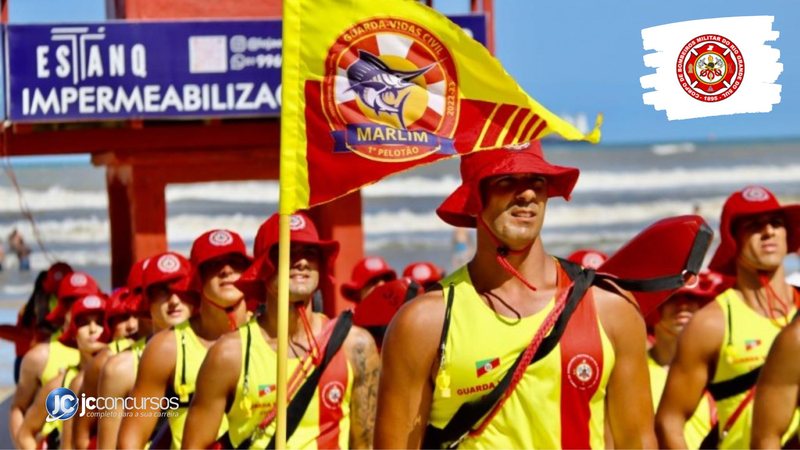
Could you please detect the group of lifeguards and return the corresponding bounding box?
[5,141,800,449]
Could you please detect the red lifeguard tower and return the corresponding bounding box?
[0,0,494,315]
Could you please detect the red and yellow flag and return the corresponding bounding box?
[279,0,601,214]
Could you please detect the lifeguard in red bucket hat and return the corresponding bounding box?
[9,271,98,447]
[341,256,397,302]
[94,255,190,449]
[183,212,380,449]
[376,142,658,448]
[17,293,111,450]
[646,271,725,449]
[657,186,800,449]
[118,235,249,449]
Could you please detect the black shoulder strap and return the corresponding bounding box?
[264,311,354,450]
[424,263,594,449]
[707,366,761,401]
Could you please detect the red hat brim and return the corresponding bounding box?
[341,268,397,302]
[709,204,800,276]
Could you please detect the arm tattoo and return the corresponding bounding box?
[351,334,380,449]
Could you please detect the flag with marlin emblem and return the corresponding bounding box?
[279,0,601,214]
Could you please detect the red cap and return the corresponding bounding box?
[47,272,101,323]
[341,257,397,302]
[236,212,339,303]
[185,229,251,293]
[138,252,192,313]
[567,249,609,270]
[126,258,150,316]
[436,141,579,228]
[59,293,110,348]
[709,186,800,276]
[353,278,414,328]
[402,261,444,288]
[646,270,727,327]
[43,262,73,295]
[107,287,135,321]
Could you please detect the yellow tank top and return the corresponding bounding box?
[40,334,80,385]
[168,322,227,449]
[647,354,713,448]
[712,288,799,448]
[109,337,133,355]
[227,319,353,449]
[42,365,81,439]
[429,266,615,449]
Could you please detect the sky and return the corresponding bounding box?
[6,0,800,145]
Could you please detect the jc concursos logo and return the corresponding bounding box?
[45,387,79,422]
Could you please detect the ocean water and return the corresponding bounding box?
[0,139,799,386]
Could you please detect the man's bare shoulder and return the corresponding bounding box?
[592,287,644,336]
[22,341,50,368]
[389,290,447,335]
[205,330,243,368]
[102,350,135,381]
[143,328,177,353]
[683,298,724,341]
[770,318,800,356]
[344,324,376,350]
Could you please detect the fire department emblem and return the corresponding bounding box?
[676,34,744,102]
[289,214,307,231]
[157,254,181,273]
[321,381,345,409]
[567,354,600,390]
[321,18,459,162]
[70,273,88,287]
[209,230,234,247]
[742,186,769,202]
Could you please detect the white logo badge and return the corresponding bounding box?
[364,257,385,271]
[289,215,307,231]
[321,381,345,409]
[742,186,770,202]
[157,254,181,273]
[209,230,234,247]
[70,273,88,287]
[411,264,433,281]
[82,295,103,309]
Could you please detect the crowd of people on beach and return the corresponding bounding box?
[1,141,799,449]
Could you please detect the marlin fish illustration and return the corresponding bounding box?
[345,49,434,129]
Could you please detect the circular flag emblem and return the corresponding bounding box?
[567,354,600,390]
[70,273,88,287]
[676,34,744,102]
[321,381,345,409]
[742,186,770,202]
[209,230,234,247]
[289,215,307,231]
[321,18,459,162]
[157,254,181,273]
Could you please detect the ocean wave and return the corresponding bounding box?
[2,164,800,213]
[0,197,729,247]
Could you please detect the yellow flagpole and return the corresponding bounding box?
[277,0,301,447]
[275,214,290,449]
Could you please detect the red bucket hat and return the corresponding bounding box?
[186,229,251,293]
[567,249,608,270]
[59,293,111,348]
[341,257,397,302]
[43,262,73,295]
[436,141,580,228]
[236,212,339,304]
[402,261,444,288]
[708,186,800,276]
[47,272,101,323]
[137,252,192,314]
[645,270,727,327]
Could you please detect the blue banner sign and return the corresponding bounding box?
[5,16,486,122]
